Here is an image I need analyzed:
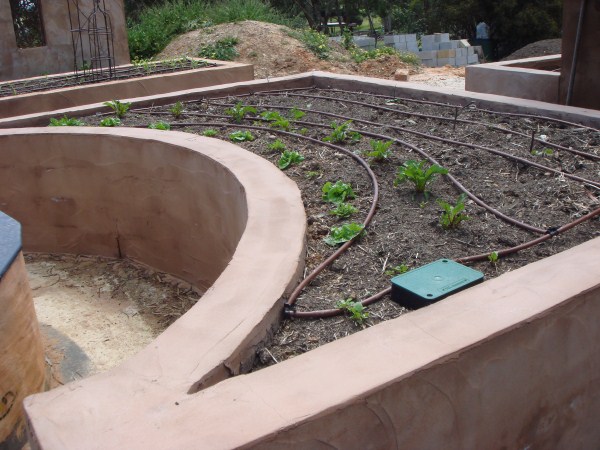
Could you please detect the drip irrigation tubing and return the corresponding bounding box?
[134,107,595,233]
[243,93,600,161]
[205,100,600,188]
[287,205,600,319]
[129,99,599,320]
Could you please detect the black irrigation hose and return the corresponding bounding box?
[244,93,600,162]
[207,100,600,189]
[288,205,600,319]
[131,99,599,319]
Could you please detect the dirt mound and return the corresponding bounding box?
[502,38,561,61]
[158,20,420,81]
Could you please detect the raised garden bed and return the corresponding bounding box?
[0,58,253,119]
[69,85,600,368]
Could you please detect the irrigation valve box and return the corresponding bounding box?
[391,259,484,309]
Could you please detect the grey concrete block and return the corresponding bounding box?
[455,55,467,66]
[418,50,437,59]
[468,54,479,64]
[455,48,467,57]
[395,42,408,51]
[405,34,417,42]
[467,46,476,55]
[421,58,437,67]
[458,39,471,48]
[434,33,450,42]
[437,57,456,66]
[384,35,396,45]
[421,35,435,48]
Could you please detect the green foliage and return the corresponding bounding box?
[351,46,419,66]
[148,121,171,130]
[226,102,257,123]
[127,0,293,60]
[260,110,290,130]
[329,202,358,219]
[198,37,239,61]
[323,121,362,144]
[365,139,393,162]
[488,251,499,264]
[394,160,448,194]
[322,181,356,204]
[292,29,330,59]
[289,107,306,120]
[169,101,184,118]
[336,298,369,324]
[202,129,218,137]
[278,150,304,169]
[385,264,410,277]
[324,222,365,246]
[48,116,84,126]
[531,148,554,157]
[438,194,470,229]
[229,130,255,142]
[103,100,131,119]
[99,117,121,127]
[268,139,286,152]
[305,170,321,179]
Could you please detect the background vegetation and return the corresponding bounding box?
[125,0,563,60]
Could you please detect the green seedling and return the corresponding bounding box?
[305,170,321,180]
[323,120,362,144]
[324,222,365,246]
[488,251,499,264]
[329,202,358,219]
[99,117,121,127]
[531,148,554,157]
[202,129,218,137]
[268,139,286,152]
[289,107,306,120]
[365,139,393,162]
[298,127,309,136]
[148,121,170,130]
[229,130,255,142]
[278,150,304,170]
[103,100,131,119]
[322,181,356,204]
[394,160,448,196]
[385,264,409,276]
[260,111,283,121]
[336,298,369,324]
[438,194,470,229]
[169,101,184,118]
[260,111,291,131]
[225,102,257,123]
[48,116,84,126]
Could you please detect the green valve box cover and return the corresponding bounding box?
[391,259,484,309]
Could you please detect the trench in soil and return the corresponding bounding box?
[38,86,600,377]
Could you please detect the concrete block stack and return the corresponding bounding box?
[328,32,481,68]
[383,34,419,53]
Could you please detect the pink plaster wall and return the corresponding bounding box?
[0,0,130,81]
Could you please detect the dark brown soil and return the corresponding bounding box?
[77,87,600,370]
[502,38,562,61]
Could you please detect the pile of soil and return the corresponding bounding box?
[158,20,423,81]
[502,38,562,61]
[77,88,600,370]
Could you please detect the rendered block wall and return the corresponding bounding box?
[0,0,130,81]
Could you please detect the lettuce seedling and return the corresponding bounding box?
[336,298,369,324]
[169,101,184,118]
[148,121,171,130]
[202,129,218,137]
[99,117,121,127]
[229,130,255,142]
[322,181,356,204]
[329,202,358,219]
[48,116,84,126]
[268,139,286,152]
[278,150,304,170]
[323,222,364,246]
[289,107,306,120]
[385,264,409,276]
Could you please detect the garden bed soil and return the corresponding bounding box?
[0,59,215,98]
[72,87,600,371]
